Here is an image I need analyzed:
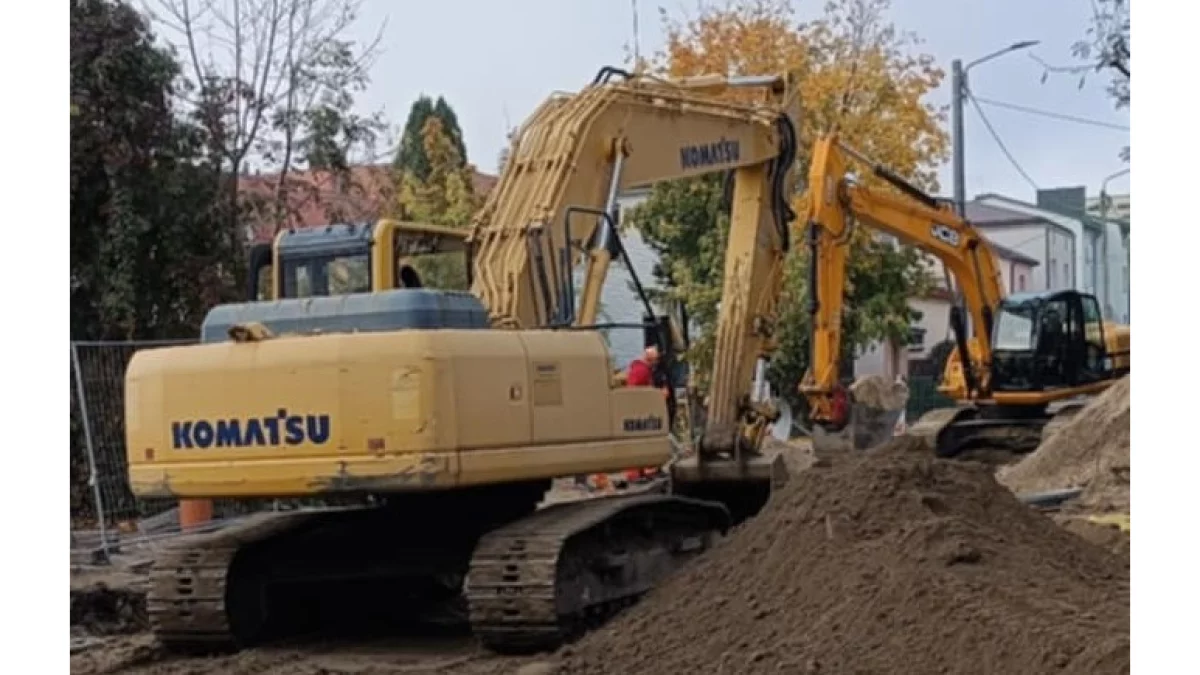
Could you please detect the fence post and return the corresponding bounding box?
[71,341,111,562]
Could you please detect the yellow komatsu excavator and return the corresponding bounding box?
[126,67,798,654]
[795,134,1130,458]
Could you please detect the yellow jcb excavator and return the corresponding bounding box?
[126,67,799,654]
[795,134,1130,458]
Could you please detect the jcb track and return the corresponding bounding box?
[466,493,730,654]
[907,402,1089,459]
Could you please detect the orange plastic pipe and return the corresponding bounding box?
[179,499,213,530]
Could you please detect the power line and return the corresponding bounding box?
[972,96,1130,131]
[967,94,1040,193]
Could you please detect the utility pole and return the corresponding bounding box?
[951,41,1039,218]
[948,41,1038,340]
[951,59,966,219]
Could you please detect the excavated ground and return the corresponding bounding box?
[556,437,1129,675]
[71,440,1128,674]
[999,375,1131,511]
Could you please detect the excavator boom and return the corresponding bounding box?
[799,135,1005,421]
[468,69,798,331]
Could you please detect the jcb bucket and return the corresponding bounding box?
[810,404,904,456]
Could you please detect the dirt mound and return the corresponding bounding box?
[557,437,1129,675]
[999,376,1130,510]
[70,634,528,675]
[1057,517,1130,558]
[760,436,817,474]
[71,583,149,636]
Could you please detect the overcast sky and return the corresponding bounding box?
[338,0,1131,200]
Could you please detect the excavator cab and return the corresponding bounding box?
[990,289,1116,393]
[247,220,471,301]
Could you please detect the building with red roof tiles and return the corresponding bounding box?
[239,164,498,243]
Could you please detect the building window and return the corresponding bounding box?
[1017,274,1026,291]
[1049,257,1056,286]
[907,326,927,354]
[1064,262,1070,286]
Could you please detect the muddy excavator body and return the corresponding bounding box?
[130,68,802,656]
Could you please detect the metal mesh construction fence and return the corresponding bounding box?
[906,340,958,422]
[70,339,195,557]
[68,339,368,559]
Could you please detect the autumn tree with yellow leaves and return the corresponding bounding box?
[627,0,948,406]
[393,114,480,289]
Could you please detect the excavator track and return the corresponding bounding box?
[146,484,730,656]
[907,401,1090,459]
[465,492,730,654]
[147,510,332,651]
[147,482,550,653]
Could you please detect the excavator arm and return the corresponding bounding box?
[797,135,1007,426]
[467,69,800,333]
[695,124,800,458]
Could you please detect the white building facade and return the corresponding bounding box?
[975,190,1129,323]
[965,199,1076,293]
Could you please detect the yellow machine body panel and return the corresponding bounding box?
[126,329,669,499]
[939,320,1130,406]
[132,70,806,655]
[1103,321,1130,371]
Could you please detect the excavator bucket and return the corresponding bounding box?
[670,450,789,487]
[670,449,789,523]
[810,402,905,455]
[670,396,793,522]
[810,375,909,456]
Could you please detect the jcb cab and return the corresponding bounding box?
[990,289,1130,399]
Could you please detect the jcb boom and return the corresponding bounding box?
[796,134,1130,457]
[126,68,799,654]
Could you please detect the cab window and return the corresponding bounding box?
[281,253,370,298]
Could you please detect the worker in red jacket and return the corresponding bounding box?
[621,346,669,485]
[625,345,660,387]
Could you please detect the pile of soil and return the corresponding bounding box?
[1057,517,1130,558]
[761,436,817,474]
[557,437,1129,675]
[999,376,1130,511]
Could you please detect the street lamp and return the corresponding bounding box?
[951,40,1040,218]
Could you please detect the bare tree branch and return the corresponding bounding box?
[148,0,389,235]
